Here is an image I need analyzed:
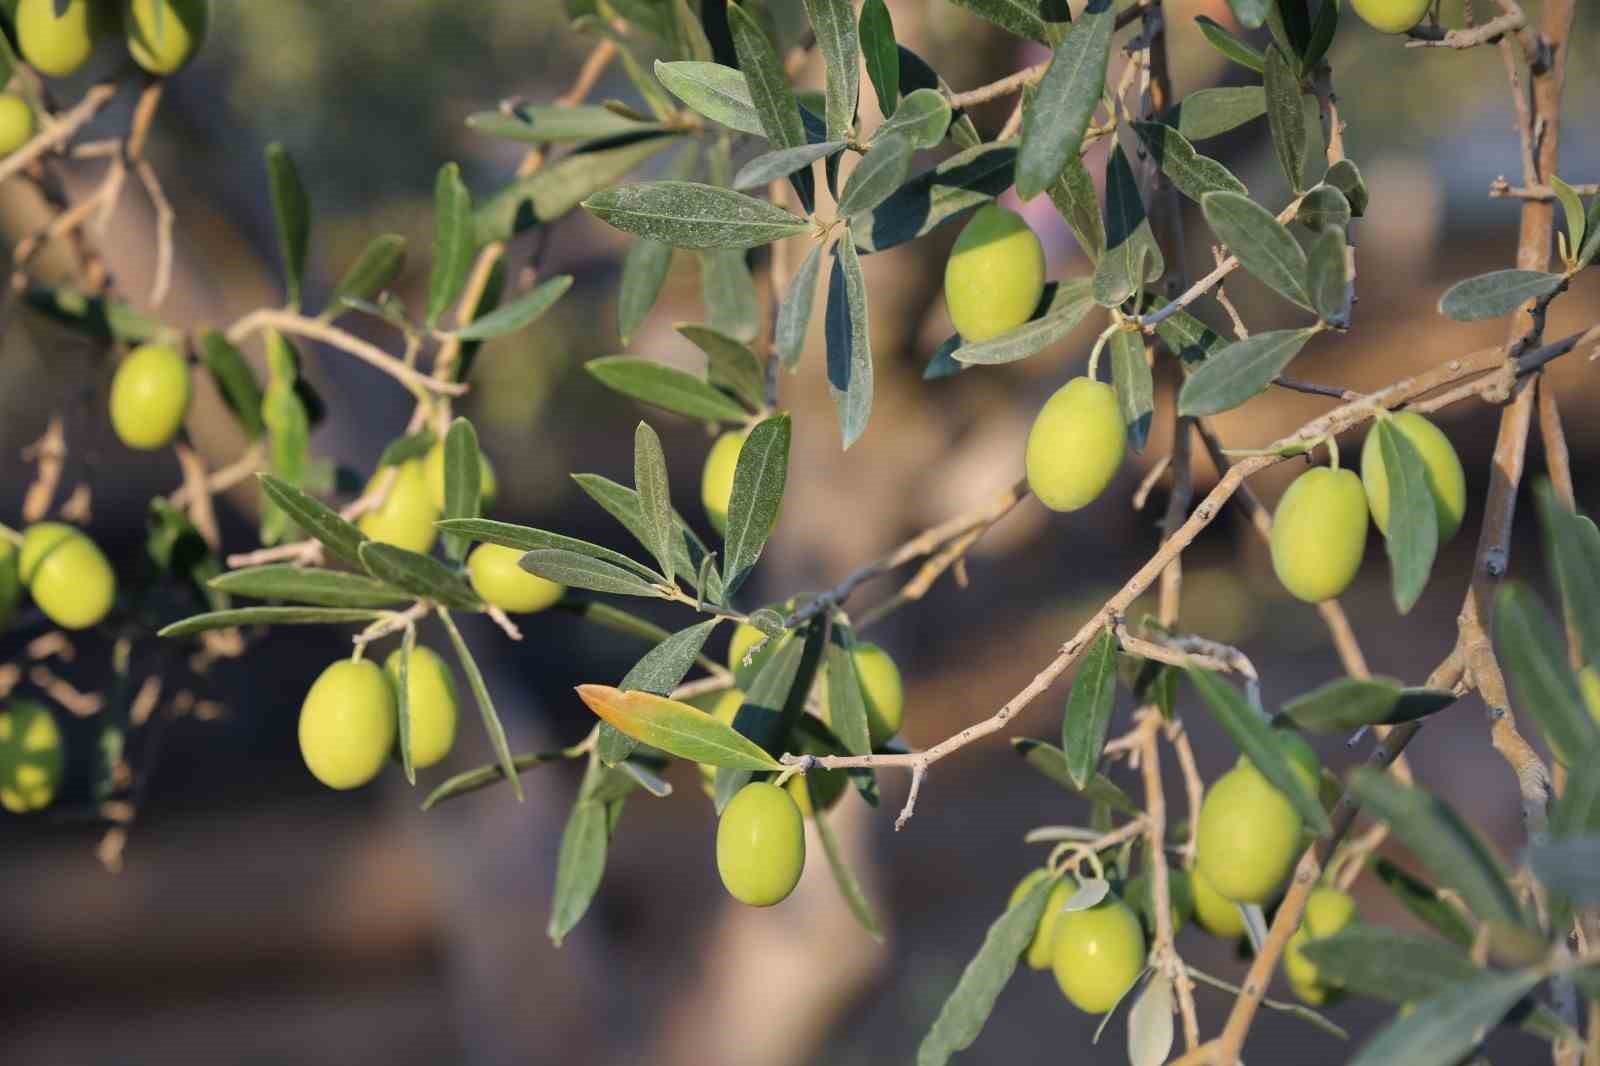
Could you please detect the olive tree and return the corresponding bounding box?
[2,1,1599,1064]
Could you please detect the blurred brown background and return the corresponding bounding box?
[0,2,1597,1063]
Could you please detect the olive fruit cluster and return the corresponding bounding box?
[0,700,65,813]
[297,646,459,790]
[1270,413,1464,603]
[15,0,207,79]
[1009,872,1147,1014]
[1285,886,1358,1005]
[13,521,116,630]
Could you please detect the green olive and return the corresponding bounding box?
[1125,868,1194,937]
[944,204,1046,343]
[0,700,64,813]
[358,460,440,555]
[1581,667,1600,723]
[819,641,904,747]
[701,429,746,536]
[20,522,115,630]
[124,0,207,74]
[1285,886,1358,1005]
[1195,763,1303,904]
[1051,895,1147,1014]
[1191,867,1247,938]
[1025,377,1127,513]
[1008,871,1075,971]
[467,542,565,614]
[0,93,35,155]
[109,343,191,451]
[298,659,397,790]
[422,440,498,513]
[1269,466,1369,604]
[384,644,458,770]
[716,780,806,906]
[1350,0,1431,33]
[16,0,105,77]
[1361,412,1467,547]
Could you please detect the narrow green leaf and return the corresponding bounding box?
[1346,969,1543,1066]
[727,2,804,145]
[396,622,416,784]
[1307,228,1350,326]
[804,0,860,143]
[633,421,676,584]
[722,414,790,595]
[826,240,873,449]
[520,549,665,598]
[209,565,409,608]
[1176,328,1318,417]
[454,275,572,341]
[1551,176,1586,257]
[944,0,1051,42]
[326,234,407,317]
[858,0,899,116]
[733,141,845,191]
[1263,45,1307,192]
[1063,626,1120,790]
[775,241,823,368]
[837,133,914,217]
[917,875,1053,1066]
[358,543,482,610]
[815,803,884,939]
[158,606,385,638]
[1378,419,1439,614]
[1538,483,1600,666]
[1374,858,1475,948]
[850,142,1017,253]
[477,134,680,242]
[1094,144,1164,308]
[715,624,826,810]
[442,418,482,563]
[923,333,964,379]
[436,518,661,583]
[1151,302,1226,368]
[1011,738,1141,814]
[1325,159,1370,217]
[668,0,713,61]
[1348,769,1524,929]
[1110,328,1154,452]
[872,87,949,149]
[584,180,809,249]
[422,749,569,810]
[1016,1,1113,201]
[265,143,309,310]
[1186,666,1329,834]
[1298,926,1488,1005]
[548,795,608,944]
[600,617,725,764]
[1303,0,1340,69]
[680,324,765,410]
[586,356,751,422]
[1202,191,1312,309]
[1195,15,1265,72]
[427,163,476,328]
[467,105,660,144]
[1127,973,1174,1066]
[1282,677,1457,734]
[1168,86,1266,141]
[1552,755,1600,838]
[439,607,522,802]
[953,279,1095,367]
[1439,269,1565,322]
[1048,154,1106,263]
[698,248,761,344]
[377,431,435,470]
[1531,836,1600,905]
[1495,583,1598,765]
[200,331,266,440]
[578,684,784,770]
[1297,184,1353,234]
[654,59,764,134]
[569,473,721,598]
[1132,121,1247,204]
[258,474,368,567]
[618,239,673,345]
[826,622,872,756]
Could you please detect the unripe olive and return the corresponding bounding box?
[1125,868,1194,937]
[16,0,105,77]
[20,522,115,630]
[298,659,397,790]
[1051,895,1147,1014]
[1361,412,1467,546]
[384,645,458,770]
[1581,667,1600,723]
[467,542,565,614]
[1191,867,1247,938]
[701,429,746,536]
[0,537,21,631]
[358,461,439,555]
[124,0,207,75]
[727,620,789,675]
[716,780,806,907]
[1269,467,1369,604]
[109,343,190,451]
[1025,377,1127,513]
[819,641,905,747]
[1195,763,1303,904]
[0,701,64,813]
[0,93,36,155]
[1008,872,1075,971]
[1350,0,1431,34]
[1285,886,1358,1005]
[944,204,1046,343]
[422,441,498,513]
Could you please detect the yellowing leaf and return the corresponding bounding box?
[575,685,784,771]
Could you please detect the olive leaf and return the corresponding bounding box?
[1263,45,1307,192]
[653,59,764,134]
[209,565,410,608]
[851,142,1017,253]
[586,356,750,423]
[577,685,784,770]
[584,181,810,249]
[427,162,477,328]
[1281,677,1457,734]
[1377,419,1439,615]
[826,239,874,449]
[1176,328,1319,417]
[265,143,309,310]
[1438,269,1565,322]
[1494,583,1599,766]
[953,279,1096,366]
[1062,625,1119,790]
[1201,191,1312,310]
[1016,0,1113,201]
[721,414,791,596]
[158,607,386,638]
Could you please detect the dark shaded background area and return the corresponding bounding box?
[1,2,1597,1063]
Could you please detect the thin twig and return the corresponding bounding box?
[227,309,468,397]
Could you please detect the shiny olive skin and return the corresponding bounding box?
[701,429,746,536]
[422,441,498,513]
[1286,886,1358,1005]
[819,641,905,747]
[1025,377,1127,513]
[0,700,64,813]
[1192,867,1247,938]
[109,343,191,450]
[20,522,115,630]
[0,93,35,155]
[716,781,806,907]
[298,659,397,790]
[125,0,207,75]
[384,645,458,770]
[1361,412,1467,547]
[1350,0,1431,33]
[467,543,565,614]
[358,461,439,555]
[944,204,1046,343]
[1195,763,1304,904]
[1008,871,1075,971]
[1051,895,1147,1014]
[16,0,105,77]
[1270,466,1370,603]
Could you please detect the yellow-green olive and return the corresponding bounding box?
[298,659,397,790]
[0,93,35,155]
[819,641,905,747]
[1025,377,1127,513]
[1270,467,1369,604]
[1008,871,1075,971]
[716,780,806,906]
[1195,763,1303,904]
[422,440,498,513]
[358,461,440,555]
[1581,667,1600,723]
[1051,895,1147,1014]
[124,0,207,75]
[1192,867,1247,938]
[944,204,1046,343]
[384,645,458,770]
[109,343,191,451]
[701,429,746,536]
[20,522,115,630]
[16,0,105,77]
[1285,886,1358,1005]
[1350,0,1431,34]
[727,620,790,675]
[0,700,64,813]
[1361,412,1467,547]
[467,542,565,614]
